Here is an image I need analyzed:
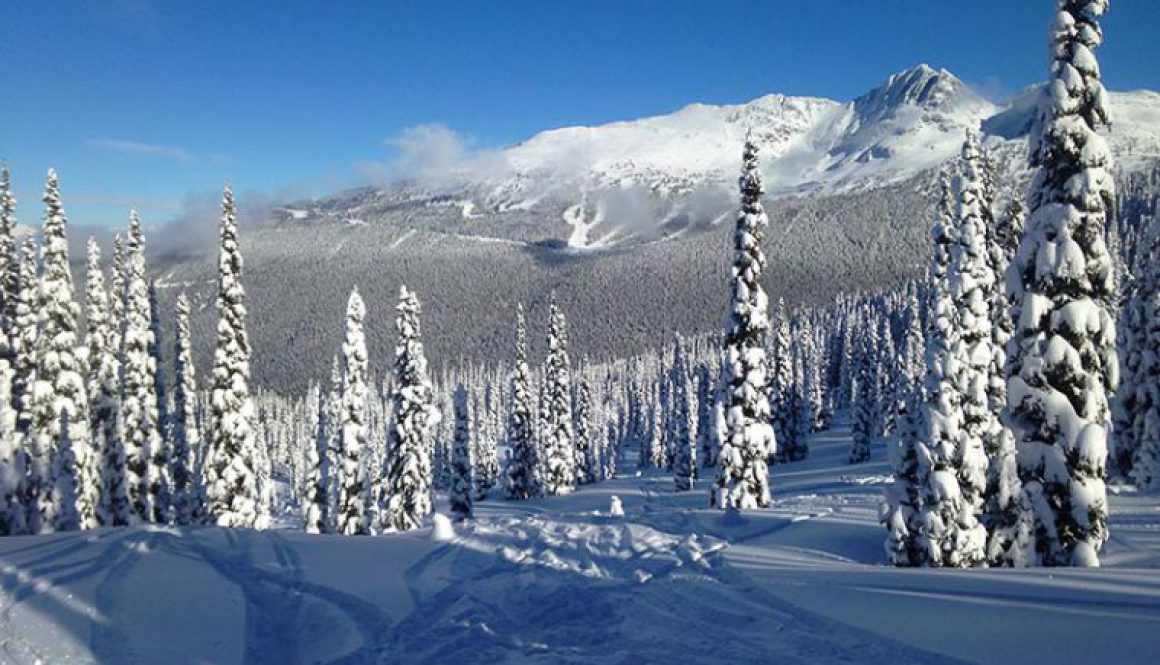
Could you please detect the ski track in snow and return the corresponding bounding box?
[0,415,1158,663]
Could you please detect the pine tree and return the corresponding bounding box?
[769,300,792,462]
[205,185,263,529]
[336,287,370,535]
[148,279,172,521]
[849,323,875,464]
[171,294,201,526]
[883,291,928,566]
[121,210,163,524]
[1131,216,1160,489]
[672,337,697,490]
[304,379,330,534]
[30,170,95,532]
[12,238,37,438]
[1007,0,1116,567]
[449,384,474,521]
[0,347,25,535]
[573,376,597,485]
[914,135,995,568]
[385,286,436,531]
[540,295,576,495]
[0,165,17,352]
[712,137,776,510]
[504,304,538,500]
[84,238,127,526]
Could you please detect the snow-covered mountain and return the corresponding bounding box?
[159,64,1160,392]
[276,64,1160,250]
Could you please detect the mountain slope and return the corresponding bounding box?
[154,65,1160,392]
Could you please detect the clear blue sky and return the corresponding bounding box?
[1,0,1157,229]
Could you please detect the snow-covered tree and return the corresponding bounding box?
[540,295,576,495]
[384,286,436,531]
[671,337,697,490]
[336,287,370,535]
[12,238,37,438]
[573,375,597,485]
[0,352,25,535]
[849,322,875,464]
[1130,216,1160,489]
[0,164,17,350]
[148,280,172,520]
[304,379,330,534]
[29,169,95,532]
[120,210,164,524]
[84,238,127,526]
[1006,0,1116,567]
[449,384,474,521]
[914,134,995,568]
[712,137,776,510]
[205,185,264,529]
[769,300,792,462]
[504,304,538,500]
[171,294,200,526]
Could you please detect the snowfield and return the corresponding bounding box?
[1,418,1158,664]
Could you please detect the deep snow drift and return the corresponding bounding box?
[1,419,1158,664]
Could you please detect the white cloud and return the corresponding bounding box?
[87,138,196,162]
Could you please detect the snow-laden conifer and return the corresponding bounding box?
[84,239,127,526]
[573,375,597,485]
[505,304,538,499]
[671,337,697,490]
[914,135,995,567]
[384,286,437,531]
[30,170,95,531]
[1006,0,1116,567]
[449,384,474,521]
[205,185,264,529]
[0,165,17,349]
[0,354,25,534]
[712,137,775,510]
[336,287,370,535]
[540,295,576,495]
[1130,216,1160,489]
[171,294,201,525]
[121,211,163,523]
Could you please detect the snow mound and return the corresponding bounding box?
[469,516,725,582]
[430,513,455,542]
[609,495,624,517]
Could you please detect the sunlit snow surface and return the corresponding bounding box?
[1,416,1158,664]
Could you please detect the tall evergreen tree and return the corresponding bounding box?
[0,351,24,534]
[540,295,576,495]
[121,210,163,524]
[849,322,875,464]
[573,375,597,485]
[712,137,776,510]
[205,185,263,529]
[671,337,697,490]
[914,135,995,568]
[336,287,370,535]
[1130,217,1160,489]
[84,238,127,526]
[769,299,792,462]
[504,304,538,500]
[12,238,37,437]
[148,280,172,520]
[384,286,436,531]
[30,170,95,532]
[1006,0,1116,567]
[449,384,474,521]
[171,294,201,526]
[0,165,17,351]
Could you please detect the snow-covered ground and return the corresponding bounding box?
[1,419,1158,664]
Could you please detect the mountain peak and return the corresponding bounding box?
[855,64,976,120]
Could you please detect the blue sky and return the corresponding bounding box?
[1,0,1157,230]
